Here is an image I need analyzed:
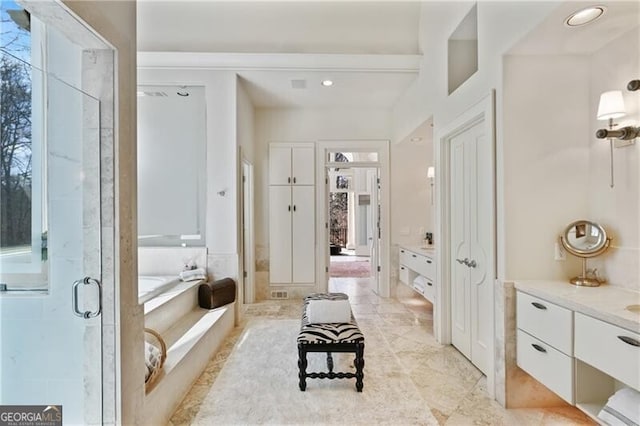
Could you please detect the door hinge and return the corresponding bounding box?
[326,266,329,273]
[377,177,380,184]
[325,177,328,185]
[325,222,328,229]
[243,175,246,183]
[377,265,381,272]
[243,271,247,278]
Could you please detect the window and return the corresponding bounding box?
[1,3,47,283]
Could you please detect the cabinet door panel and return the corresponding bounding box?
[517,330,574,404]
[292,186,315,283]
[575,313,640,390]
[269,146,292,185]
[292,147,315,185]
[269,186,292,283]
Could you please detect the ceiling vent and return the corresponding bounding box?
[291,79,307,89]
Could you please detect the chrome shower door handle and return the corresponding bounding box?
[72,277,102,319]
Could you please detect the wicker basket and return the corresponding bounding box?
[144,327,167,392]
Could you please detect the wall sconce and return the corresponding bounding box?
[427,166,435,205]
[595,90,637,188]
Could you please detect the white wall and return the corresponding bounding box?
[502,55,590,280]
[588,28,640,291]
[237,78,256,164]
[254,107,392,299]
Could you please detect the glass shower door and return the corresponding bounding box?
[0,52,103,425]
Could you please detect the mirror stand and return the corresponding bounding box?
[570,257,606,287]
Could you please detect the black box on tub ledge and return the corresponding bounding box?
[198,278,236,309]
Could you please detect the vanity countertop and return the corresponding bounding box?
[400,245,436,258]
[514,280,640,333]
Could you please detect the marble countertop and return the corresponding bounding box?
[400,245,436,258]
[514,280,640,333]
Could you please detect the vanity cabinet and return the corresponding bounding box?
[516,293,574,403]
[574,313,640,391]
[398,247,435,303]
[515,282,640,422]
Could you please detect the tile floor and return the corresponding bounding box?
[170,277,594,425]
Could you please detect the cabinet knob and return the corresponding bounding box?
[531,343,547,353]
[293,205,297,212]
[288,177,291,184]
[288,205,291,212]
[531,302,547,310]
[293,177,297,184]
[618,336,640,347]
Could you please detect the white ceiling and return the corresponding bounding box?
[136,1,422,108]
[137,1,421,55]
[508,1,640,55]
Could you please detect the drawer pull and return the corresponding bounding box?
[400,267,405,270]
[427,282,433,286]
[400,250,405,253]
[531,302,547,310]
[531,343,547,353]
[412,254,417,258]
[617,336,640,347]
[427,260,432,264]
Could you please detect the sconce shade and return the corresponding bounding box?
[597,91,626,120]
[427,166,435,179]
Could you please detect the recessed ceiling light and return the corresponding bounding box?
[410,137,422,142]
[321,80,333,87]
[564,6,606,27]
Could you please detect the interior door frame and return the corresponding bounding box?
[435,91,496,396]
[316,140,390,297]
[241,157,255,304]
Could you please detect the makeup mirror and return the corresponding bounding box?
[560,220,611,286]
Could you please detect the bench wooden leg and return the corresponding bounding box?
[298,344,307,391]
[354,343,365,392]
[326,352,334,373]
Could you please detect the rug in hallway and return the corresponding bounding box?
[191,319,438,425]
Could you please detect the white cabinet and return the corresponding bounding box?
[398,247,435,303]
[516,286,640,421]
[574,313,640,391]
[269,144,314,186]
[269,143,315,286]
[516,293,574,403]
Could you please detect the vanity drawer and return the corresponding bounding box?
[403,251,434,279]
[517,329,574,404]
[399,265,409,285]
[517,292,573,355]
[399,249,410,267]
[574,313,640,390]
[422,278,435,303]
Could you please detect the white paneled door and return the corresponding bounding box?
[269,186,293,283]
[292,186,315,283]
[449,119,492,375]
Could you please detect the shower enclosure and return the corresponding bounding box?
[0,7,104,424]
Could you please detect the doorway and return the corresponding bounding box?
[327,165,379,280]
[317,141,389,297]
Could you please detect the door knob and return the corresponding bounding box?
[467,260,477,268]
[456,258,466,264]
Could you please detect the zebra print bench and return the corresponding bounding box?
[297,293,365,392]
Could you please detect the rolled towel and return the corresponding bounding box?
[413,275,428,293]
[307,299,352,324]
[598,387,640,426]
[144,341,162,382]
[179,267,207,282]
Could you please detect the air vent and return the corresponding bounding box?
[143,91,168,97]
[270,290,289,299]
[291,79,307,89]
